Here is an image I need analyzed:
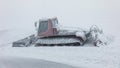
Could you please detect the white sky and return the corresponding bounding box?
[0,0,120,34]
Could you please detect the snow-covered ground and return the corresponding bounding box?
[0,56,77,68]
[0,17,119,68]
[0,27,120,68]
[0,16,120,68]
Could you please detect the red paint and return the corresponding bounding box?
[38,19,54,37]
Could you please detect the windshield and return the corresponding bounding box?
[38,21,48,34]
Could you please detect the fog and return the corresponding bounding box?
[0,0,120,35]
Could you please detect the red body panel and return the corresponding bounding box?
[38,19,54,37]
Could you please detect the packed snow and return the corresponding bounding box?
[0,25,120,68]
[0,56,77,68]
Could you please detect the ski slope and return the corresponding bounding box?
[0,56,77,68]
[0,17,120,68]
[0,28,120,68]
